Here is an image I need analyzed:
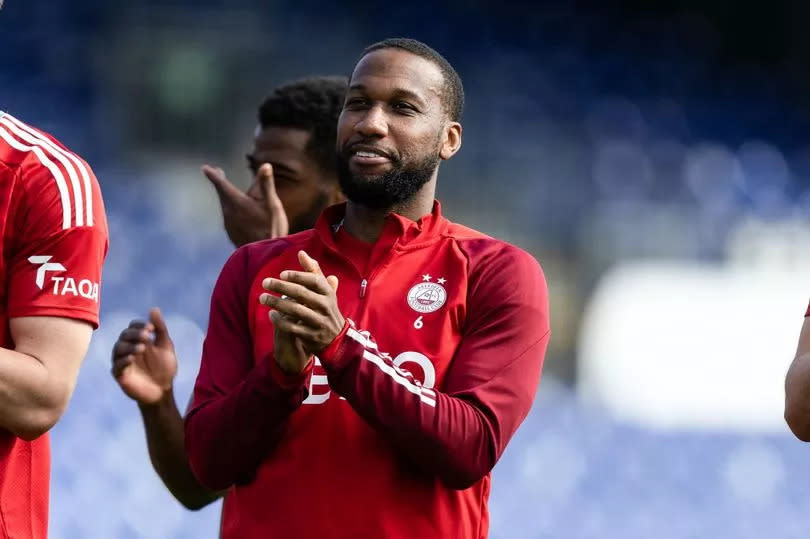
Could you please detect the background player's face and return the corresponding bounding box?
[336,48,458,209]
[246,126,337,233]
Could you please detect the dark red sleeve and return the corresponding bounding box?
[319,243,549,489]
[805,301,810,317]
[184,244,313,491]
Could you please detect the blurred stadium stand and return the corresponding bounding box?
[3,0,810,536]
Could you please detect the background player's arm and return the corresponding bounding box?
[785,317,810,440]
[265,247,549,489]
[184,246,312,491]
[138,393,224,509]
[0,316,92,440]
[111,311,223,509]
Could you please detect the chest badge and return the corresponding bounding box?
[407,274,447,313]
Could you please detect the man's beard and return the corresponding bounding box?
[337,151,440,210]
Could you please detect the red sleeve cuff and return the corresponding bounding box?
[318,319,351,367]
[266,354,314,390]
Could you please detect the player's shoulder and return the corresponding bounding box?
[227,229,317,278]
[0,113,106,235]
[444,221,541,274]
[0,113,84,172]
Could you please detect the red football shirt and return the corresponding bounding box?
[186,202,549,538]
[0,112,108,538]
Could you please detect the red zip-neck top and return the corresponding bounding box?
[186,201,550,539]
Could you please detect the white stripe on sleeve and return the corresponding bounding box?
[5,114,94,226]
[362,350,437,407]
[0,126,72,229]
[1,115,89,226]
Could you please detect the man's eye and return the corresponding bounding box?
[274,176,297,187]
[393,101,416,112]
[345,98,368,109]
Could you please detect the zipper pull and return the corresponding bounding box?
[360,279,368,298]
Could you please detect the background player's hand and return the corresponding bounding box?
[260,251,344,355]
[202,163,289,247]
[111,308,178,405]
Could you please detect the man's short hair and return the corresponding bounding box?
[258,76,347,176]
[360,38,464,122]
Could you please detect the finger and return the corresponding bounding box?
[112,341,145,360]
[326,275,339,293]
[298,250,323,276]
[111,355,133,379]
[278,270,332,295]
[261,278,325,307]
[117,327,152,343]
[127,320,149,330]
[149,308,172,347]
[258,164,290,238]
[201,165,244,202]
[270,310,315,338]
[260,295,323,327]
[258,164,281,211]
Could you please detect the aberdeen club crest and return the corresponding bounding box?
[407,274,447,313]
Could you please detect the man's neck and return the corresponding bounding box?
[342,179,436,243]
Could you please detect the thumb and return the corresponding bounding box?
[258,164,289,238]
[257,164,278,205]
[326,275,339,293]
[202,165,242,202]
[149,308,172,347]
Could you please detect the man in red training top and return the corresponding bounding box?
[185,38,550,538]
[0,111,108,538]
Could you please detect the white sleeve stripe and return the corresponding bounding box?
[347,328,379,350]
[0,117,82,226]
[1,115,90,227]
[361,350,437,407]
[0,126,71,229]
[5,114,94,227]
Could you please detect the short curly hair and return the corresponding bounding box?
[258,76,347,175]
[360,38,464,122]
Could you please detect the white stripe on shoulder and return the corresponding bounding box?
[4,114,94,227]
[361,350,437,407]
[1,115,87,226]
[0,125,72,229]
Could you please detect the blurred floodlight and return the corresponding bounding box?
[684,144,744,211]
[592,140,654,199]
[578,258,808,432]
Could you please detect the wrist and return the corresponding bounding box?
[268,355,313,389]
[137,386,176,413]
[318,319,351,366]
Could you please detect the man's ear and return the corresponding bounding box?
[439,122,462,160]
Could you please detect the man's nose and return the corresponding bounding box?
[354,105,388,137]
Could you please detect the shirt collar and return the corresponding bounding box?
[316,200,446,250]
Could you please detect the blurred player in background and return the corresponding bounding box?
[784,304,810,439]
[110,77,346,510]
[0,111,108,538]
[185,38,550,538]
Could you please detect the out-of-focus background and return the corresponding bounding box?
[3,0,810,537]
